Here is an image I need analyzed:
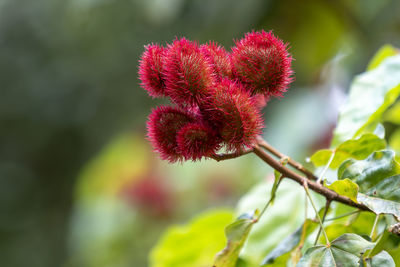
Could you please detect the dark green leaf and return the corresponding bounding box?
[357,194,400,220]
[365,250,395,267]
[298,233,375,267]
[311,134,386,169]
[213,211,257,267]
[332,54,400,146]
[368,230,391,258]
[366,175,400,202]
[261,219,317,265]
[338,150,400,192]
[326,178,359,203]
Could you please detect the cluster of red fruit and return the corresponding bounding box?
[139,30,293,163]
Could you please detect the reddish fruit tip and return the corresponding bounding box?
[200,41,233,80]
[231,30,294,97]
[146,105,195,163]
[177,122,221,161]
[164,38,215,106]
[138,44,168,98]
[202,78,264,151]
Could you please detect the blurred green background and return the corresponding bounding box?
[0,0,399,266]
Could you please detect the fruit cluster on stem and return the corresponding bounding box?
[139,31,293,162]
[139,31,371,214]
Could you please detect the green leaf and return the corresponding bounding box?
[332,54,400,146]
[338,150,400,192]
[271,170,282,204]
[310,134,386,169]
[384,101,400,125]
[149,209,234,267]
[366,175,400,202]
[365,250,396,267]
[298,233,375,267]
[389,128,400,153]
[213,211,257,267]
[326,178,359,203]
[368,230,391,258]
[357,194,400,220]
[388,246,400,267]
[261,219,317,265]
[367,44,399,71]
[324,211,376,243]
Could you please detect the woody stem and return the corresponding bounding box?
[252,145,370,211]
[257,137,318,181]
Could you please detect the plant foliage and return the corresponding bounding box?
[147,44,400,267]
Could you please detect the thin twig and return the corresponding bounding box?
[317,150,335,184]
[370,214,380,240]
[257,137,318,181]
[256,178,284,221]
[303,181,330,245]
[314,199,332,245]
[252,145,370,211]
[325,210,361,221]
[210,148,254,162]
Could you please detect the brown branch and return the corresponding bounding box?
[210,148,254,162]
[253,145,370,211]
[257,137,318,181]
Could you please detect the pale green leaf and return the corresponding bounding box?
[357,194,400,220]
[338,150,400,192]
[149,209,234,267]
[326,178,359,203]
[310,134,386,169]
[332,54,400,146]
[261,219,317,266]
[298,233,375,267]
[235,180,324,265]
[213,212,257,267]
[367,44,399,71]
[365,250,396,267]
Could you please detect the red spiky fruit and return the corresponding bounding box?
[147,105,195,162]
[231,30,293,97]
[138,44,168,98]
[177,122,221,161]
[164,38,215,106]
[200,41,232,80]
[202,78,264,151]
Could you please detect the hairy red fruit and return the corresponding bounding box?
[177,122,221,161]
[200,41,232,80]
[202,78,264,151]
[138,44,167,98]
[164,38,215,106]
[231,30,293,97]
[147,105,195,162]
